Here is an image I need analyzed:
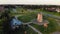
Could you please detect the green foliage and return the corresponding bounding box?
[18,12,37,23]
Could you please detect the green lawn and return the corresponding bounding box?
[16,8,60,34]
[30,17,59,34]
[0,8,60,34]
[18,12,37,23]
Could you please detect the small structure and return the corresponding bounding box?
[56,8,60,12]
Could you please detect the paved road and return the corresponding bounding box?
[13,16,42,34]
[21,22,42,34]
[15,15,22,17]
[42,12,60,20]
[22,22,32,25]
[27,24,42,34]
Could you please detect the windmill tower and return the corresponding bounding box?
[37,13,43,23]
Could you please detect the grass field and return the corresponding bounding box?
[0,8,60,34]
